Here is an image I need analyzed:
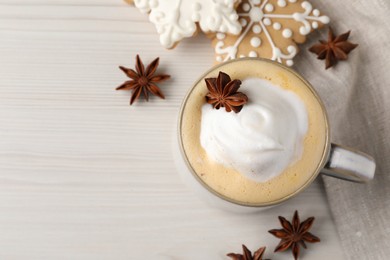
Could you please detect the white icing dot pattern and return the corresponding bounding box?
[265,4,274,12]
[252,24,262,34]
[250,37,261,48]
[263,18,272,26]
[278,0,287,7]
[240,18,248,27]
[282,28,293,38]
[213,0,330,66]
[273,22,282,30]
[242,3,250,12]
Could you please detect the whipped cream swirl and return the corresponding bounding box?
[200,78,308,182]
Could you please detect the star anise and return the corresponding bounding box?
[227,244,269,260]
[309,28,358,69]
[116,55,170,105]
[205,71,248,113]
[268,210,320,260]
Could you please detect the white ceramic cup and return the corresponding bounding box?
[173,58,375,211]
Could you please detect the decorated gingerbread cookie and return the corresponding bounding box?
[133,0,242,49]
[211,0,330,66]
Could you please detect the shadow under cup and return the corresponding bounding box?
[174,58,375,210]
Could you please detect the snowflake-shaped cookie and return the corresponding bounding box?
[134,0,242,49]
[211,0,330,66]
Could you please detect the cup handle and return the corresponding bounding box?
[320,144,376,183]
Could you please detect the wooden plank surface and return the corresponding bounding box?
[0,1,345,259]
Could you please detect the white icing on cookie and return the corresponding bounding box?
[282,28,293,38]
[250,37,261,47]
[213,0,330,66]
[265,3,274,12]
[135,0,242,49]
[240,18,248,27]
[277,0,287,7]
[252,24,262,34]
[134,0,153,13]
[291,2,330,35]
[263,18,272,26]
[273,22,282,30]
[249,51,258,57]
[242,3,251,11]
[216,32,226,40]
[249,7,264,22]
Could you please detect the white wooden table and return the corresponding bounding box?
[0,1,345,259]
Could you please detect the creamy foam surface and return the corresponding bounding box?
[180,59,328,205]
[200,78,309,182]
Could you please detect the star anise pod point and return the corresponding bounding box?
[116,54,170,105]
[227,244,270,260]
[205,71,248,113]
[309,27,358,69]
[268,210,320,260]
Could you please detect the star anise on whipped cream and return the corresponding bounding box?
[268,210,320,260]
[205,71,248,113]
[309,28,358,69]
[227,244,269,260]
[116,55,170,105]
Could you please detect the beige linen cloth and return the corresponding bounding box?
[292,1,390,259]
